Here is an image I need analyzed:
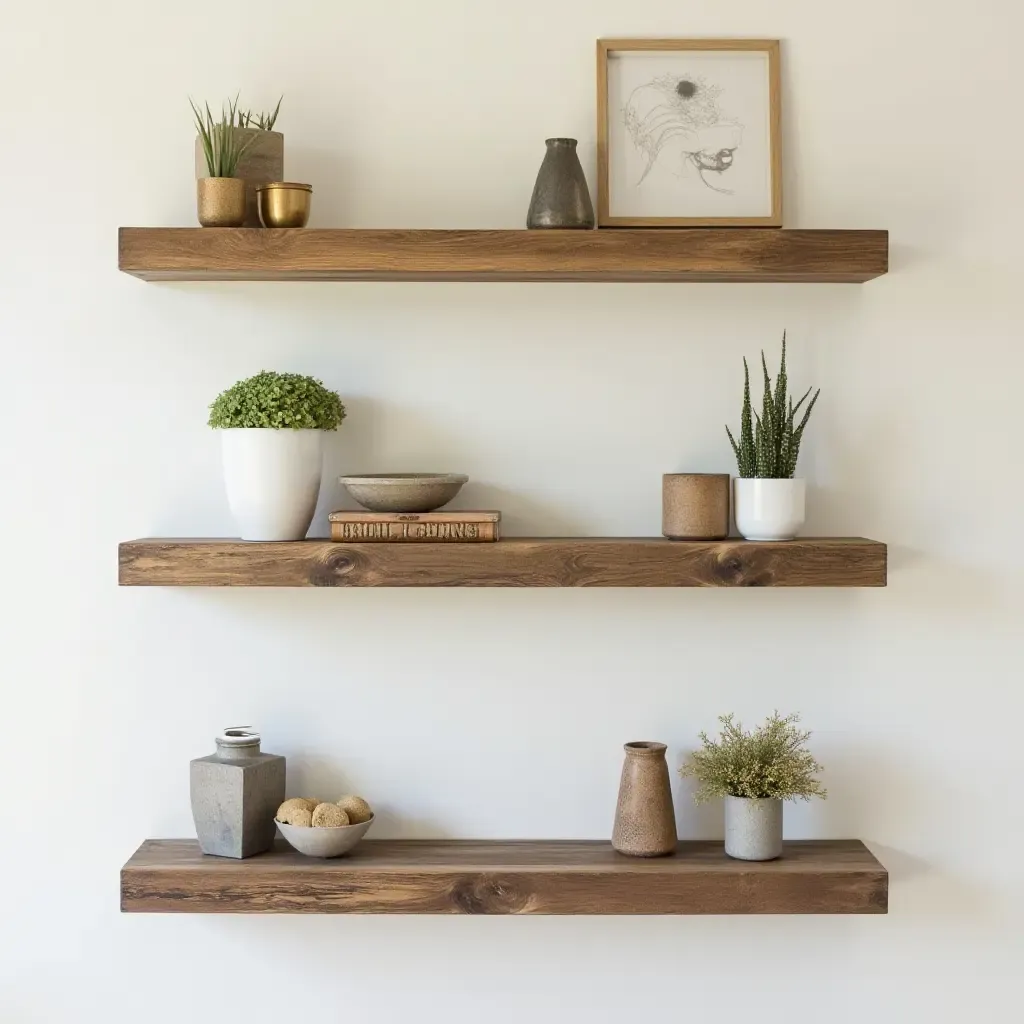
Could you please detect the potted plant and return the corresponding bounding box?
[725,334,820,540]
[680,712,826,861]
[208,371,346,541]
[193,94,283,227]
[191,98,260,227]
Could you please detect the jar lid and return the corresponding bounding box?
[256,181,313,192]
[217,726,261,746]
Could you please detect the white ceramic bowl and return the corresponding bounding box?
[339,474,468,513]
[275,814,374,858]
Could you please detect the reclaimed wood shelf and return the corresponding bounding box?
[118,228,888,283]
[118,537,887,588]
[121,838,887,915]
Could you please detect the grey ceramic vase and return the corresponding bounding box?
[724,796,783,861]
[526,138,595,229]
[190,728,285,859]
[612,741,677,857]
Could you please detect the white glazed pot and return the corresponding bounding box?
[733,478,806,541]
[220,428,324,541]
[724,796,783,861]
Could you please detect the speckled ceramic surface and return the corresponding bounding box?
[339,474,468,513]
[526,138,595,229]
[724,796,783,861]
[611,741,677,857]
[275,815,374,858]
[190,728,285,859]
[662,473,730,539]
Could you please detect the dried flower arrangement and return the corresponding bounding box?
[680,712,827,802]
[726,333,820,479]
[208,371,346,430]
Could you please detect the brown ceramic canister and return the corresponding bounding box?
[662,473,730,540]
[612,741,678,857]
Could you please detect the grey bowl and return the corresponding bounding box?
[339,473,469,513]
[275,814,374,858]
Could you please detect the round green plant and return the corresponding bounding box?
[208,371,346,430]
[680,712,826,803]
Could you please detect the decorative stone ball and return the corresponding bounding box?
[277,804,313,827]
[277,798,317,825]
[337,795,373,824]
[311,803,350,828]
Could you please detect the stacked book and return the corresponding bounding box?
[329,510,501,543]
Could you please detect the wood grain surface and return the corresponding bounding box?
[121,838,887,915]
[118,228,888,282]
[117,537,887,588]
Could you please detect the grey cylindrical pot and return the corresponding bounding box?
[612,742,677,857]
[663,474,730,540]
[196,129,284,228]
[526,138,595,229]
[724,796,783,861]
[190,728,286,859]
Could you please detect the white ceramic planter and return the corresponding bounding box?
[220,428,324,541]
[733,478,806,541]
[724,796,783,861]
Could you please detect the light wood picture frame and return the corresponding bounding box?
[597,39,782,227]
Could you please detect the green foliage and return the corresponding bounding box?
[725,333,820,478]
[237,95,283,131]
[680,712,827,803]
[190,95,260,178]
[208,371,346,430]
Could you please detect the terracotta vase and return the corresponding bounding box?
[612,741,677,857]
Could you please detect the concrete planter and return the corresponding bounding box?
[724,796,783,860]
[196,129,284,227]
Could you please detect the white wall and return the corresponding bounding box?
[2,1,1021,1020]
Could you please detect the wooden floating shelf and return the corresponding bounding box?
[118,537,887,588]
[118,228,888,283]
[121,839,887,915]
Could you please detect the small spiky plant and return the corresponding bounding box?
[680,712,826,803]
[725,333,820,478]
[190,95,260,177]
[238,96,283,131]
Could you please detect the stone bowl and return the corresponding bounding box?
[275,814,374,858]
[339,473,468,513]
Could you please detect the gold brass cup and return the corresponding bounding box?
[257,182,313,228]
[197,177,247,227]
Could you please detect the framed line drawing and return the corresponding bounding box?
[597,39,782,227]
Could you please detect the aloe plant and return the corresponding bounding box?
[725,333,820,479]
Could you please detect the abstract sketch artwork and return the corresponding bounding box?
[624,73,743,194]
[600,42,780,225]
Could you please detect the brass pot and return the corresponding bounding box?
[197,177,246,228]
[257,182,312,228]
